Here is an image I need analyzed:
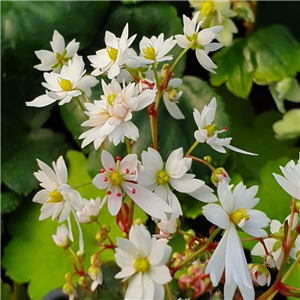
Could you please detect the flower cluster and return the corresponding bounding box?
[27,11,300,300]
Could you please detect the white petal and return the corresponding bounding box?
[124,273,143,300]
[149,265,171,284]
[101,150,115,171]
[129,224,151,257]
[195,49,217,74]
[188,184,218,203]
[273,173,300,200]
[26,94,57,107]
[148,242,172,266]
[202,204,230,229]
[163,93,185,119]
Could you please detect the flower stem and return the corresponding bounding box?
[125,137,132,154]
[124,64,139,81]
[71,181,92,189]
[282,260,299,282]
[185,141,199,156]
[127,199,135,231]
[171,227,221,276]
[170,46,191,73]
[188,155,215,172]
[74,96,88,119]
[165,283,173,300]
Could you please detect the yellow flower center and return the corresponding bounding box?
[142,45,156,61]
[48,189,63,203]
[107,93,117,106]
[107,46,118,61]
[202,1,215,17]
[231,208,249,227]
[204,124,216,137]
[157,170,169,185]
[134,257,150,273]
[110,171,123,186]
[58,78,73,91]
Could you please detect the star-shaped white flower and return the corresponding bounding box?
[34,30,79,73]
[88,23,136,79]
[138,147,217,218]
[203,181,270,300]
[163,78,185,120]
[115,224,172,300]
[193,97,257,155]
[92,150,172,220]
[79,79,156,149]
[137,33,176,64]
[251,214,300,269]
[27,54,99,108]
[175,11,223,73]
[32,156,85,253]
[273,153,300,200]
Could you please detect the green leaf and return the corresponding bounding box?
[210,38,253,98]
[273,109,300,140]
[1,1,110,71]
[1,191,21,214]
[247,25,300,85]
[104,1,186,77]
[1,279,12,300]
[2,150,147,300]
[210,25,300,98]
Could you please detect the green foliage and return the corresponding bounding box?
[1,279,12,300]
[2,151,147,300]
[211,25,300,99]
[1,191,21,214]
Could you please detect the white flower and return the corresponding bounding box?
[138,33,176,64]
[251,214,300,269]
[163,78,185,120]
[34,30,79,72]
[203,181,270,300]
[79,79,156,149]
[115,224,172,300]
[92,150,172,220]
[77,197,104,223]
[249,264,271,287]
[32,156,85,253]
[273,153,300,200]
[88,23,136,79]
[27,54,99,108]
[138,147,217,218]
[89,265,103,291]
[211,167,231,187]
[52,224,71,248]
[193,97,257,155]
[175,11,223,73]
[154,214,179,242]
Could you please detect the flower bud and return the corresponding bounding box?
[95,230,107,243]
[77,197,102,224]
[183,230,195,243]
[211,167,231,187]
[52,224,71,249]
[77,276,85,286]
[76,250,85,260]
[62,282,74,295]
[295,200,300,213]
[64,273,71,280]
[204,156,212,164]
[133,218,143,225]
[198,252,208,264]
[263,254,276,268]
[296,250,300,263]
[250,264,271,286]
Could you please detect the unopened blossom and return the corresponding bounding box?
[32,156,84,253]
[138,147,217,218]
[249,264,271,287]
[93,150,172,220]
[115,224,172,300]
[27,54,98,108]
[211,167,231,187]
[34,30,79,72]
[163,78,185,120]
[251,214,300,269]
[193,97,257,155]
[175,11,223,73]
[89,265,103,291]
[189,0,238,46]
[203,181,270,300]
[77,197,104,223]
[79,79,156,148]
[89,23,136,79]
[154,214,179,241]
[273,153,300,200]
[138,33,176,64]
[52,224,71,249]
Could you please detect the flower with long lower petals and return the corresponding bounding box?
[79,78,156,149]
[138,33,176,64]
[115,224,172,300]
[27,54,98,108]
[92,150,172,220]
[193,97,257,155]
[88,23,136,79]
[138,147,217,218]
[163,78,185,120]
[77,197,104,223]
[251,214,300,269]
[52,224,71,249]
[203,181,270,300]
[175,11,223,73]
[32,156,85,253]
[273,153,300,200]
[34,30,79,73]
